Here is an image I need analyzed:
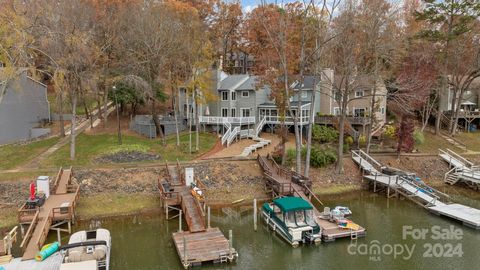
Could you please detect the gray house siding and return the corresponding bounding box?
[0,73,50,145]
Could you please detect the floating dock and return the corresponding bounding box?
[439,148,480,189]
[17,167,80,260]
[258,154,366,242]
[159,161,237,268]
[352,150,480,229]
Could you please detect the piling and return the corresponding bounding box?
[229,230,233,258]
[57,229,61,245]
[253,199,257,232]
[207,207,211,229]
[179,210,183,232]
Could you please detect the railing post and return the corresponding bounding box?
[229,229,233,258]
[179,210,183,232]
[207,207,211,229]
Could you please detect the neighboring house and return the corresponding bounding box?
[439,78,480,130]
[223,51,255,75]
[0,71,51,145]
[318,72,387,134]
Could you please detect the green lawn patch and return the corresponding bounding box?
[455,132,480,152]
[43,132,217,167]
[416,131,462,153]
[76,193,159,219]
[0,137,59,170]
[0,207,17,230]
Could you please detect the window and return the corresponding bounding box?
[355,91,364,98]
[222,108,228,117]
[334,91,342,101]
[353,108,366,117]
[231,92,236,101]
[241,108,251,117]
[333,107,340,116]
[231,108,236,117]
[381,107,385,114]
[221,91,228,101]
[301,91,308,99]
[242,91,249,98]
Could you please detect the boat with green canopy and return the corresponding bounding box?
[262,196,321,247]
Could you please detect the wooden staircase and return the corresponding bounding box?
[445,173,460,185]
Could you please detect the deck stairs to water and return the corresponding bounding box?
[352,149,480,229]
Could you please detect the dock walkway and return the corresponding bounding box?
[258,155,366,242]
[439,149,480,189]
[159,161,237,268]
[353,150,480,229]
[18,167,80,260]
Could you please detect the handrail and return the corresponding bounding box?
[20,210,39,250]
[52,167,64,193]
[36,212,53,250]
[199,116,255,125]
[444,167,458,182]
[221,126,232,145]
[227,127,240,146]
[255,116,266,137]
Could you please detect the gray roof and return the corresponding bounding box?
[218,75,249,91]
[236,76,259,91]
[292,76,321,90]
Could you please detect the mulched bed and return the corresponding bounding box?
[95,151,160,164]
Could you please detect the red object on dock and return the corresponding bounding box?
[29,182,36,200]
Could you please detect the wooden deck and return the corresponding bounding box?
[159,161,237,268]
[258,154,366,242]
[19,168,80,260]
[0,240,5,256]
[353,149,480,229]
[172,228,236,267]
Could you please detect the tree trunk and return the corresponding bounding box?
[151,99,165,144]
[304,79,316,177]
[195,92,199,151]
[103,87,109,127]
[58,90,65,137]
[366,75,378,154]
[173,87,180,146]
[70,90,77,161]
[336,107,346,174]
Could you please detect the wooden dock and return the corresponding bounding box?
[159,161,237,268]
[18,167,80,260]
[353,150,480,229]
[257,154,366,242]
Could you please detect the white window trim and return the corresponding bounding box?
[231,91,236,101]
[240,108,251,117]
[221,107,228,117]
[242,91,249,98]
[301,91,308,98]
[221,91,228,101]
[355,91,364,98]
[231,108,236,117]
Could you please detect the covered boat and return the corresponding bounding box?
[262,196,321,247]
[60,229,111,270]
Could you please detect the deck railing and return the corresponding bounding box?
[315,116,371,125]
[264,115,310,125]
[18,203,39,223]
[199,116,255,125]
[19,210,39,251]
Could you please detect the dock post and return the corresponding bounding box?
[374,174,377,193]
[57,229,62,245]
[229,229,233,258]
[183,236,188,268]
[254,199,257,232]
[387,177,391,198]
[207,207,211,229]
[166,205,168,220]
[20,224,25,238]
[179,210,183,232]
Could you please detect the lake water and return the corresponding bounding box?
[46,191,480,270]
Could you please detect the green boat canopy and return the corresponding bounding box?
[273,197,313,212]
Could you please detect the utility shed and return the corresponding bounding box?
[0,71,50,145]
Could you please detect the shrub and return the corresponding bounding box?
[312,125,338,143]
[384,125,396,139]
[343,143,350,153]
[310,147,337,168]
[345,136,354,145]
[285,148,296,166]
[358,135,366,146]
[413,130,425,145]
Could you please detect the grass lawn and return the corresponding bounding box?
[48,93,98,116]
[76,193,159,220]
[416,131,463,153]
[0,207,17,229]
[455,132,480,152]
[0,137,59,170]
[42,132,217,167]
